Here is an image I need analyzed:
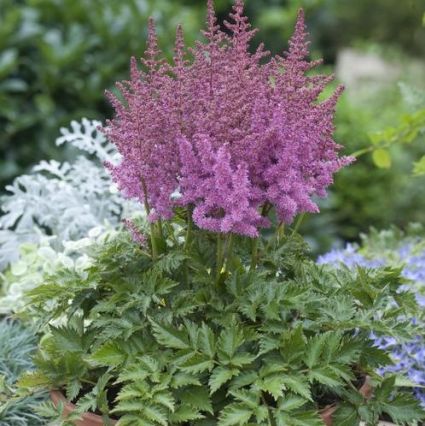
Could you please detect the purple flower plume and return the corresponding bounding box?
[123,219,146,246]
[104,0,353,237]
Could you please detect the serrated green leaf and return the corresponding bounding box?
[90,341,126,366]
[330,403,359,426]
[305,334,327,368]
[66,379,82,401]
[218,403,253,426]
[154,392,175,412]
[209,367,238,394]
[218,327,245,361]
[280,376,312,401]
[381,394,425,423]
[179,353,215,374]
[229,388,260,410]
[309,367,342,388]
[274,409,323,426]
[199,323,216,358]
[49,325,84,353]
[278,394,308,412]
[229,371,258,390]
[258,375,285,400]
[149,319,190,350]
[179,385,213,414]
[280,326,306,362]
[169,404,205,423]
[117,414,157,426]
[171,372,201,389]
[143,405,169,426]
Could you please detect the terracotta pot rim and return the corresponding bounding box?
[50,390,117,425]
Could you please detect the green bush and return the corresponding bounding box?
[20,229,425,425]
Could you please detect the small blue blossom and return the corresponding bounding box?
[317,243,384,269]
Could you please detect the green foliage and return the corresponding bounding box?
[369,108,425,172]
[0,319,46,426]
[22,228,425,425]
[0,0,201,186]
[303,80,425,252]
[311,0,425,61]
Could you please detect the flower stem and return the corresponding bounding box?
[277,222,285,242]
[215,235,225,285]
[250,237,258,271]
[225,234,234,268]
[140,177,158,261]
[184,207,193,251]
[150,223,159,261]
[290,212,306,237]
[184,207,193,286]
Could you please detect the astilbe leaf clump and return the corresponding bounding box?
[20,226,425,425]
[318,224,425,407]
[104,0,352,237]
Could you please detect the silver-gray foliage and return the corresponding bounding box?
[0,118,135,270]
[0,320,46,426]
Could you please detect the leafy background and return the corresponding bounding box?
[1,0,425,252]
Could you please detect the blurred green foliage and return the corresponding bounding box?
[0,0,202,184]
[313,0,425,62]
[304,82,425,253]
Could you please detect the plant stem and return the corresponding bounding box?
[250,237,258,271]
[150,223,159,261]
[351,142,392,159]
[184,207,193,286]
[184,207,193,251]
[350,146,374,158]
[225,233,234,268]
[277,222,285,242]
[290,212,306,237]
[215,234,225,285]
[158,218,165,245]
[140,178,158,261]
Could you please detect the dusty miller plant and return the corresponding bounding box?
[0,118,135,271]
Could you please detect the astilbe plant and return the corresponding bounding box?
[21,230,425,425]
[104,0,352,238]
[17,2,425,426]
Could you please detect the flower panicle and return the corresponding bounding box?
[104,0,353,238]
